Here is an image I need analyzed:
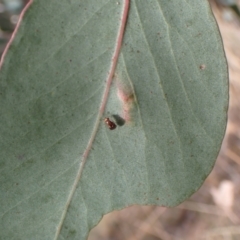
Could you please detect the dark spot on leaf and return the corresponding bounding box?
[16,154,25,161]
[42,194,53,204]
[112,114,125,126]
[69,229,77,237]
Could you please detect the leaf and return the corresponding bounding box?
[0,0,228,239]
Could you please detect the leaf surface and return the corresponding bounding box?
[0,0,228,239]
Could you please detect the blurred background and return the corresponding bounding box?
[1,0,239,239]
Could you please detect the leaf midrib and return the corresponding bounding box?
[53,1,130,238]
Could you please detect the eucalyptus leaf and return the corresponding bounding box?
[0,0,228,239]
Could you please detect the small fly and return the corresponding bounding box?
[104,118,117,130]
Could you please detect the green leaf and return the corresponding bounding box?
[0,0,228,239]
